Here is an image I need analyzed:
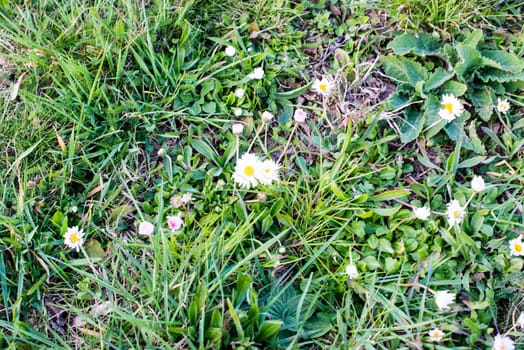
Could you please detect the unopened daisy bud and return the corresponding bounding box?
[138,221,155,237]
[225,46,236,57]
[157,148,166,157]
[492,334,515,350]
[234,88,245,99]
[248,67,264,80]
[181,193,192,203]
[413,206,431,220]
[232,123,244,136]
[257,191,267,202]
[232,107,242,117]
[471,175,486,192]
[345,264,358,279]
[278,247,286,254]
[293,108,307,123]
[261,111,274,123]
[517,312,524,329]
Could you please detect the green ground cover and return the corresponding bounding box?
[0,0,523,348]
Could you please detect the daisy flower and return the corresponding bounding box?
[497,98,510,113]
[509,236,524,256]
[312,76,333,96]
[439,94,464,122]
[435,290,455,311]
[257,158,280,185]
[428,327,444,342]
[233,152,262,189]
[170,194,184,208]
[492,334,515,350]
[345,263,358,279]
[64,226,84,252]
[446,200,465,226]
[413,206,431,220]
[471,175,486,192]
[138,221,155,237]
[181,193,192,203]
[248,67,264,80]
[167,214,184,231]
[225,46,236,57]
[293,108,307,123]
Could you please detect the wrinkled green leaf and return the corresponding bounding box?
[387,33,441,56]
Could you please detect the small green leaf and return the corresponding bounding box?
[371,207,400,216]
[51,211,67,231]
[85,239,105,260]
[191,139,219,165]
[380,56,409,83]
[369,189,411,201]
[455,45,482,78]
[256,320,282,343]
[275,81,313,100]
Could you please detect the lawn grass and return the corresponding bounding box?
[1,0,524,349]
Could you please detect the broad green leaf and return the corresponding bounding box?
[380,55,409,83]
[389,92,411,110]
[416,153,441,170]
[513,118,524,129]
[404,60,429,86]
[461,29,483,48]
[439,80,467,96]
[481,50,524,73]
[369,189,411,201]
[400,107,424,143]
[423,94,441,127]
[387,33,441,56]
[455,45,482,78]
[470,89,493,122]
[477,69,524,83]
[51,211,67,231]
[424,67,454,92]
[385,257,400,273]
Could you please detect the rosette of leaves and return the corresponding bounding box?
[381,30,524,153]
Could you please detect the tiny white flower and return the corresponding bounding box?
[471,175,486,192]
[428,327,444,342]
[492,334,515,350]
[233,152,262,189]
[312,77,333,96]
[167,214,184,231]
[232,107,242,116]
[439,94,464,122]
[435,290,455,311]
[157,148,166,157]
[257,158,280,185]
[248,67,264,80]
[234,88,245,99]
[497,98,510,113]
[278,247,286,254]
[517,312,524,329]
[413,206,431,220]
[261,111,274,123]
[225,45,236,57]
[64,226,84,252]
[70,206,78,214]
[345,263,358,279]
[509,236,524,256]
[232,123,244,136]
[446,200,465,226]
[181,193,192,203]
[293,108,307,123]
[138,221,155,237]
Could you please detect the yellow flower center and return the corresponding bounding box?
[70,233,80,243]
[444,103,453,114]
[244,165,255,177]
[453,210,460,218]
[265,168,271,174]
[319,83,327,91]
[515,243,522,253]
[432,331,440,337]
